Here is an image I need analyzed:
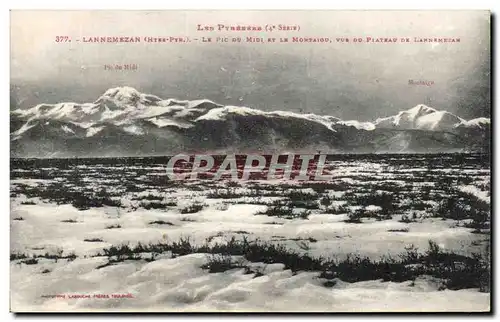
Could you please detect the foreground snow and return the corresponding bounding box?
[11,253,489,312]
[10,154,491,312]
[10,200,490,312]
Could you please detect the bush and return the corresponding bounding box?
[10,252,28,260]
[84,238,104,242]
[148,220,174,226]
[435,198,469,220]
[21,258,38,265]
[399,213,418,223]
[324,205,349,215]
[140,200,178,209]
[286,200,319,210]
[351,192,396,216]
[180,217,197,222]
[256,205,310,220]
[320,196,332,207]
[93,237,490,291]
[434,188,490,223]
[140,202,166,210]
[400,244,420,262]
[35,251,77,262]
[201,253,246,273]
[105,224,121,229]
[207,189,242,199]
[463,210,490,232]
[134,194,164,201]
[180,204,205,214]
[287,190,316,202]
[72,194,121,210]
[344,209,364,223]
[387,228,409,233]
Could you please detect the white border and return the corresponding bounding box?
[2,1,498,321]
[3,1,500,9]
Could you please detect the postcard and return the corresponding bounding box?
[10,10,491,312]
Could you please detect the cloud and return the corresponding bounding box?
[10,10,490,119]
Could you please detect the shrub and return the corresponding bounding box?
[180,217,197,222]
[201,254,246,273]
[134,194,164,201]
[256,205,310,220]
[435,198,469,220]
[21,258,38,265]
[84,238,104,242]
[105,224,122,229]
[207,189,241,199]
[140,202,166,210]
[344,209,364,223]
[71,193,121,210]
[35,251,76,262]
[387,228,409,233]
[399,214,416,223]
[324,205,349,215]
[140,200,178,210]
[148,220,174,226]
[320,196,332,207]
[287,190,317,203]
[180,204,205,214]
[93,237,490,291]
[286,200,319,210]
[351,192,396,216]
[10,252,28,261]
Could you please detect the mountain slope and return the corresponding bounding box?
[374,104,467,131]
[10,87,490,157]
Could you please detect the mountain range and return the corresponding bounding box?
[10,86,490,157]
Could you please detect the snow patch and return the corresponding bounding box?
[458,185,490,203]
[123,125,144,135]
[86,127,105,137]
[61,125,75,134]
[338,120,376,131]
[148,117,193,129]
[12,121,36,136]
[459,118,491,129]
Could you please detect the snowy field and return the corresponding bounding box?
[10,153,491,312]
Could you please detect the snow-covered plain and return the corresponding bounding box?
[10,154,491,312]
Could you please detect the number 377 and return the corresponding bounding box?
[55,36,70,42]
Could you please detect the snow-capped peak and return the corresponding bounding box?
[101,86,141,101]
[11,87,228,132]
[94,86,148,107]
[457,117,491,130]
[11,86,491,157]
[195,105,341,131]
[375,104,465,131]
[406,104,438,118]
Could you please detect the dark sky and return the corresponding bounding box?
[10,10,490,120]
